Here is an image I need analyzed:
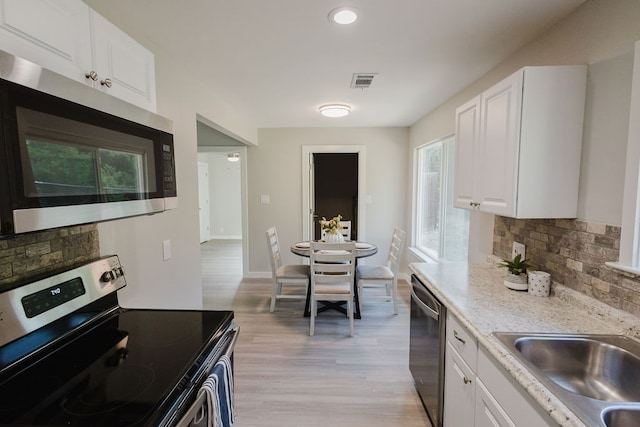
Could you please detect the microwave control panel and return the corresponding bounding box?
[162,143,176,194]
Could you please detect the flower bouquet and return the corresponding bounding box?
[320,214,344,242]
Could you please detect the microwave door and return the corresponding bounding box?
[0,64,175,237]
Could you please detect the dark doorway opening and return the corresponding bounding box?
[313,153,358,240]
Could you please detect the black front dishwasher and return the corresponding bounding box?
[410,274,446,427]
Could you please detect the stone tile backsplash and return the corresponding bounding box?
[493,216,640,317]
[0,224,100,291]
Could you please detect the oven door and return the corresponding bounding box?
[171,326,240,427]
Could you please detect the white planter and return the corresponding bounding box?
[324,231,344,243]
[503,272,528,291]
[528,271,551,297]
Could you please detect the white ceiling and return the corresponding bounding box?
[87,0,585,129]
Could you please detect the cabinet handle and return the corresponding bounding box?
[454,330,466,344]
[100,78,113,88]
[85,71,98,81]
[463,376,472,384]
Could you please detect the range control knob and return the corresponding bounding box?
[100,271,114,282]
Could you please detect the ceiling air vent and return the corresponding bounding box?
[351,73,376,89]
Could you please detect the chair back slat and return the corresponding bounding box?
[387,227,406,274]
[310,242,356,285]
[266,226,282,271]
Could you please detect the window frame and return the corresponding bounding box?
[609,40,640,274]
[412,133,468,263]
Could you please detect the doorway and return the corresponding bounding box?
[313,153,358,240]
[196,114,250,279]
[302,145,366,242]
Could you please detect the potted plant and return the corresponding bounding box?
[319,214,344,243]
[499,254,531,290]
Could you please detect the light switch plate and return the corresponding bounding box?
[512,242,525,260]
[260,194,270,204]
[163,239,172,261]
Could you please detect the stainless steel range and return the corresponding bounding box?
[0,255,238,427]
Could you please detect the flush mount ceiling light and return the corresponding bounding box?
[227,152,240,162]
[328,7,359,25]
[319,104,351,118]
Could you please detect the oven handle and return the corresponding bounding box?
[174,325,240,427]
[411,283,440,321]
[222,325,240,359]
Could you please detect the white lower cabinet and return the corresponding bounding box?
[476,347,556,427]
[475,379,515,427]
[444,313,478,426]
[443,313,557,426]
[444,341,476,426]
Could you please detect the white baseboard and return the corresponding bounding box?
[244,271,272,279]
[208,235,242,240]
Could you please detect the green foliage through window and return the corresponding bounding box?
[26,140,142,196]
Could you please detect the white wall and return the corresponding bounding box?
[89,0,640,295]
[197,152,242,239]
[89,1,258,309]
[408,0,640,262]
[248,128,409,275]
[578,52,633,224]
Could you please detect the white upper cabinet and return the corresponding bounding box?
[454,95,480,210]
[454,65,587,218]
[0,0,92,81]
[89,10,156,111]
[0,0,156,111]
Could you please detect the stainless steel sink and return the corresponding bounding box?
[494,333,640,427]
[602,407,640,427]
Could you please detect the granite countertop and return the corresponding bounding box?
[409,261,640,427]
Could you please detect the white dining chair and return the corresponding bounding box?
[309,241,356,336]
[356,227,406,314]
[266,226,309,312]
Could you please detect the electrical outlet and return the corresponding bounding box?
[512,242,525,260]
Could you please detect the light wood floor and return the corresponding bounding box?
[201,239,431,427]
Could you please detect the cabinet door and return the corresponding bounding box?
[476,70,523,217]
[454,95,480,210]
[90,10,156,111]
[475,379,516,427]
[0,0,92,82]
[443,342,475,427]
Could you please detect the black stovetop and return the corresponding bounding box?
[0,306,233,427]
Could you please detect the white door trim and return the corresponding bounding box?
[197,161,210,243]
[302,145,366,241]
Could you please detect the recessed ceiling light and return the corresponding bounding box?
[328,7,358,25]
[319,104,351,118]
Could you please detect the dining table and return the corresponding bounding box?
[290,240,378,319]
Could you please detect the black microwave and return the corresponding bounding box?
[0,50,176,238]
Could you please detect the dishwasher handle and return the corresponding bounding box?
[411,282,440,321]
